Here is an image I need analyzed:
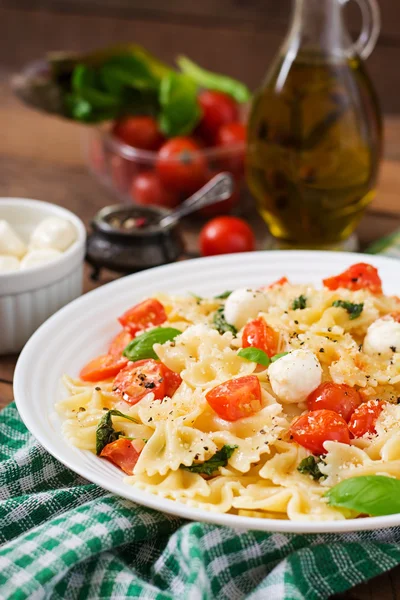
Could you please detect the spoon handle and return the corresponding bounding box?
[159,172,234,228]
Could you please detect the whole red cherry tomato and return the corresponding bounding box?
[198,91,239,143]
[290,409,351,455]
[216,122,246,146]
[112,117,164,151]
[156,137,207,194]
[131,172,180,209]
[216,122,246,177]
[348,399,385,438]
[307,382,362,422]
[200,216,255,256]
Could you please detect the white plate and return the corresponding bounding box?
[13,250,400,533]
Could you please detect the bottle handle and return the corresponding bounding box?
[348,0,381,59]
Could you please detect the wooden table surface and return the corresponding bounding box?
[2,77,400,599]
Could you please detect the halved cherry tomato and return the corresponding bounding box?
[113,358,165,404]
[307,382,362,422]
[199,216,255,256]
[130,171,180,209]
[80,354,128,382]
[163,366,182,397]
[206,375,262,421]
[108,330,133,358]
[100,438,142,475]
[348,399,385,438]
[112,116,164,151]
[289,409,350,455]
[156,137,207,194]
[242,317,279,358]
[118,298,167,336]
[323,263,382,294]
[198,91,239,143]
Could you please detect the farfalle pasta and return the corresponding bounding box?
[57,262,400,521]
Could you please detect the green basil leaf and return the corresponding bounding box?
[96,409,138,455]
[325,475,400,516]
[271,352,289,362]
[100,54,160,94]
[180,444,238,476]
[213,307,237,336]
[332,300,364,320]
[297,456,326,481]
[214,291,232,299]
[238,347,270,367]
[292,295,307,310]
[71,65,120,109]
[189,292,203,302]
[158,72,201,137]
[177,55,251,103]
[123,327,182,361]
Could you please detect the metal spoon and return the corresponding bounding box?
[159,172,234,228]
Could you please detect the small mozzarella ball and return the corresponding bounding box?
[363,317,400,356]
[0,220,26,258]
[30,217,76,252]
[268,349,322,404]
[0,255,20,273]
[224,288,269,330]
[20,248,62,269]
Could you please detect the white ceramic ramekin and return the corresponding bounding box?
[0,198,86,354]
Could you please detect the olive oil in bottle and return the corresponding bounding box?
[247,0,382,248]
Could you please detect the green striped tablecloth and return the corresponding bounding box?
[2,403,400,599]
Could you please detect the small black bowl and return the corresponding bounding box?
[86,204,184,279]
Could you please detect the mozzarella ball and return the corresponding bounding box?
[363,317,400,356]
[0,255,20,273]
[268,349,322,404]
[30,217,76,252]
[0,220,26,258]
[224,288,269,330]
[20,248,62,269]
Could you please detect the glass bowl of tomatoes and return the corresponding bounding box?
[84,90,247,217]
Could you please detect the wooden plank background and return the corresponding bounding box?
[1,0,400,113]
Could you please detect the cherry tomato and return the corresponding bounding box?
[113,358,166,404]
[112,116,164,151]
[156,137,207,194]
[307,382,362,422]
[198,91,239,143]
[216,122,246,146]
[108,330,133,358]
[323,263,382,295]
[163,366,182,397]
[290,409,351,455]
[242,317,279,358]
[270,277,289,288]
[348,399,385,438]
[80,354,128,382]
[130,171,180,209]
[200,216,255,257]
[100,438,142,475]
[199,170,240,217]
[206,375,262,421]
[118,298,167,336]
